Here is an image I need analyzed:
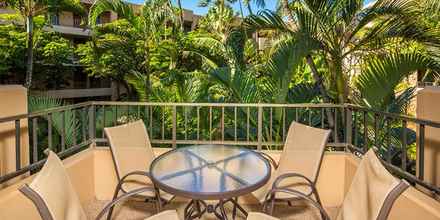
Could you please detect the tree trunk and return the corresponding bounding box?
[306,55,339,142]
[331,57,347,104]
[144,44,151,101]
[25,15,34,89]
[177,0,184,32]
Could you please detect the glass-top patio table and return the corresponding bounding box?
[150,145,271,220]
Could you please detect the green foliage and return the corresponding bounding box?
[198,3,237,39]
[246,0,440,104]
[28,95,80,153]
[3,0,85,87]
[0,23,26,76]
[355,52,440,110]
[0,15,75,87]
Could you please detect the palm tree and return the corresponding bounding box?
[89,0,176,100]
[192,29,262,103]
[198,3,237,41]
[247,0,440,104]
[3,0,85,88]
[176,0,184,31]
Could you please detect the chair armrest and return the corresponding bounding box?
[118,171,154,193]
[120,171,151,182]
[257,151,279,169]
[264,188,330,220]
[96,186,157,220]
[272,173,315,189]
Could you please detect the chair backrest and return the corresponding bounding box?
[276,122,331,182]
[104,120,155,180]
[336,149,409,220]
[19,151,87,220]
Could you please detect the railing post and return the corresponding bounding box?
[32,117,38,163]
[401,120,407,171]
[172,105,177,149]
[363,111,368,152]
[418,124,425,181]
[257,106,263,151]
[61,111,65,151]
[15,119,21,170]
[345,107,353,146]
[48,113,52,150]
[88,104,95,142]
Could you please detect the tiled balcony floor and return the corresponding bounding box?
[85,198,339,220]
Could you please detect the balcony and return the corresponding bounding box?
[0,101,439,219]
[43,25,92,37]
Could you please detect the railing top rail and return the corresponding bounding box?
[345,104,440,128]
[0,101,92,123]
[90,101,346,108]
[2,101,440,129]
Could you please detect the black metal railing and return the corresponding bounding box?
[0,101,439,198]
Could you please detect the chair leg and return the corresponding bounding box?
[154,187,162,213]
[311,186,326,220]
[232,197,237,219]
[269,194,276,215]
[107,182,123,220]
[312,185,323,206]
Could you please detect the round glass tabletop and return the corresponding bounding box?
[150,145,271,200]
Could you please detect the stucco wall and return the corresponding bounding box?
[0,148,439,220]
[0,85,29,188]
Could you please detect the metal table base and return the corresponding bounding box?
[184,198,247,220]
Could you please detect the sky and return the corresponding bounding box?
[128,0,375,16]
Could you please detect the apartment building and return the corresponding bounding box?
[43,1,201,43]
[1,1,202,101]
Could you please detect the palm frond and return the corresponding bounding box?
[125,71,148,101]
[264,33,321,103]
[288,83,320,103]
[28,95,80,149]
[355,52,439,109]
[89,0,134,26]
[245,10,292,33]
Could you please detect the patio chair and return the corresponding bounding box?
[19,151,157,220]
[144,210,280,220]
[104,120,174,217]
[264,149,410,220]
[253,122,331,210]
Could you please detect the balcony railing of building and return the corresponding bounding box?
[0,101,439,199]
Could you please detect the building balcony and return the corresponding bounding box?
[0,99,439,219]
[43,25,92,37]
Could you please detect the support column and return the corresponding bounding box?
[416,86,440,189]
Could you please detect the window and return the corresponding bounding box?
[96,15,101,24]
[73,14,81,27]
[50,13,59,25]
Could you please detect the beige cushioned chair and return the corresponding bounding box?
[19,151,87,220]
[145,210,279,220]
[104,120,174,218]
[20,151,157,220]
[335,149,409,220]
[254,122,331,212]
[265,149,409,220]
